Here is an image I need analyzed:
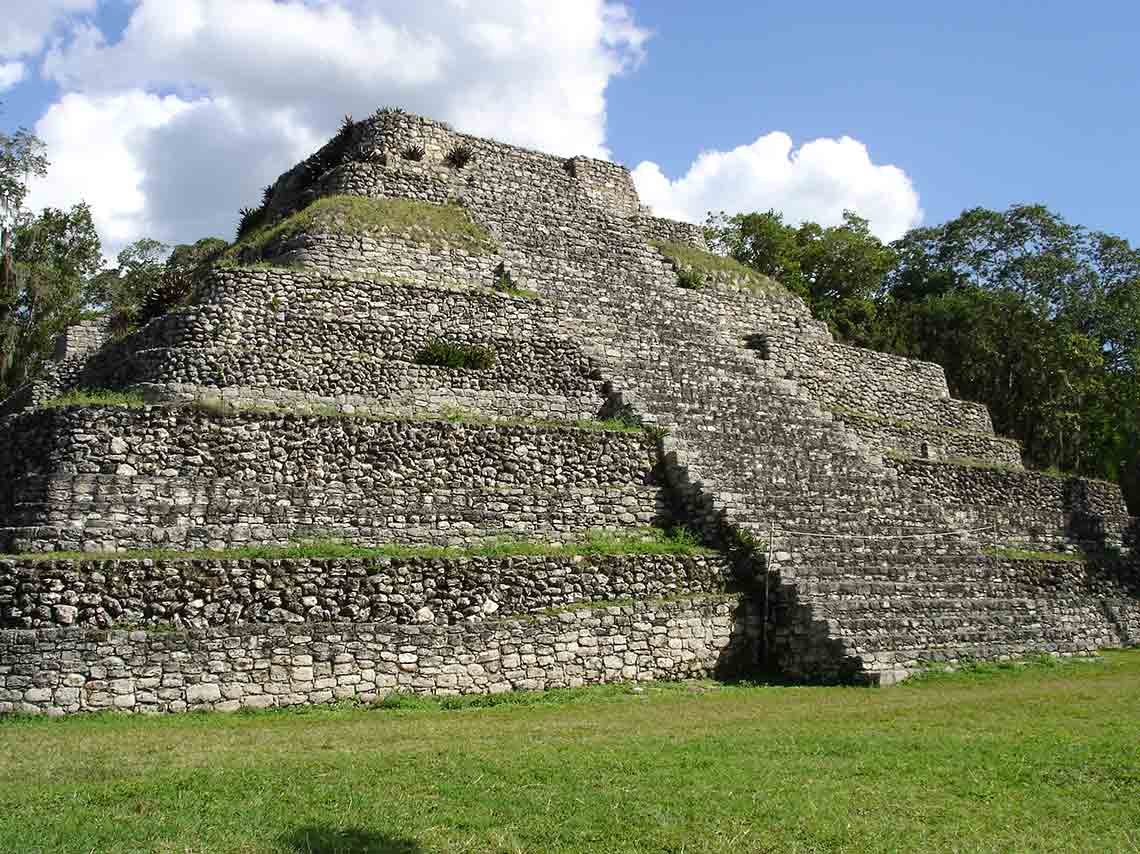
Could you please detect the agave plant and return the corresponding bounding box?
[445,144,474,169]
[236,206,267,240]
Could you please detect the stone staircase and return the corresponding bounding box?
[448,190,1023,681]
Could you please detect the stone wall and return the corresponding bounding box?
[770,554,1140,683]
[777,340,994,433]
[0,406,665,554]
[0,552,734,630]
[0,595,750,715]
[53,317,111,360]
[250,226,502,286]
[634,214,709,249]
[837,412,1023,468]
[74,268,605,422]
[2,107,1136,703]
[888,457,1131,551]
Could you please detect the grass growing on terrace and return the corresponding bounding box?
[39,389,147,409]
[652,239,783,295]
[230,195,500,260]
[9,527,714,563]
[984,546,1088,562]
[0,650,1137,853]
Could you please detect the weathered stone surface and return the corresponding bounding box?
[0,553,733,630]
[0,409,664,554]
[0,596,750,714]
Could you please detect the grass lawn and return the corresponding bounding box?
[0,651,1137,854]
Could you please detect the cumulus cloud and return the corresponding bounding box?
[0,0,95,60]
[0,62,25,92]
[25,0,648,252]
[632,133,922,242]
[18,1,920,254]
[26,91,195,248]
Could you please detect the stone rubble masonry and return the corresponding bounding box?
[888,457,1133,552]
[70,268,606,423]
[0,595,751,716]
[0,108,1137,709]
[772,554,1140,684]
[0,552,734,630]
[837,411,1023,468]
[0,406,666,554]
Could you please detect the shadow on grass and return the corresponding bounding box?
[279,826,421,854]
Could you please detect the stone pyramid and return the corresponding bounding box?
[1,109,1137,714]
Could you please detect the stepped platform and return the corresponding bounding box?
[0,107,1137,713]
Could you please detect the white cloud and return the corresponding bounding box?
[0,0,95,60]
[0,62,25,92]
[27,0,647,251]
[25,91,195,248]
[632,133,923,242]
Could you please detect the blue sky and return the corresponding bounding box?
[2,1,1137,252]
[607,1,1140,242]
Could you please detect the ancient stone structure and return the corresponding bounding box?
[1,108,1137,714]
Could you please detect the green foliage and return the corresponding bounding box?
[230,195,499,261]
[676,267,706,290]
[87,236,227,335]
[0,125,48,219]
[39,388,147,409]
[166,237,228,276]
[236,205,268,241]
[300,114,357,183]
[445,143,474,169]
[706,209,896,338]
[415,340,496,370]
[490,263,539,299]
[87,238,170,334]
[400,145,425,161]
[869,207,1140,500]
[0,202,104,397]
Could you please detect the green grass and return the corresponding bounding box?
[7,527,715,564]
[651,239,782,295]
[829,406,1024,443]
[887,450,1119,485]
[230,195,500,261]
[39,389,147,410]
[29,391,647,438]
[984,546,1088,562]
[180,397,647,436]
[414,341,496,370]
[0,650,1137,853]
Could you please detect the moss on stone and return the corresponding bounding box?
[230,195,500,260]
[11,528,717,563]
[984,547,1087,563]
[39,389,148,410]
[651,240,781,295]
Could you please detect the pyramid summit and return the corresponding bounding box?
[1,108,1137,714]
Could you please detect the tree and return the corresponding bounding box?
[707,209,896,340]
[89,238,170,334]
[879,204,1140,497]
[0,203,104,395]
[1,121,50,323]
[166,237,228,277]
